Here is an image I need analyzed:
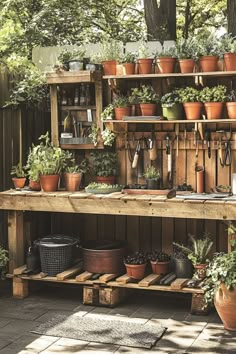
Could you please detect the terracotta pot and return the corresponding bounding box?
[114,106,131,120]
[29,180,41,191]
[122,63,135,75]
[183,102,202,120]
[151,261,170,275]
[194,263,207,279]
[96,176,115,185]
[199,56,218,72]
[224,53,236,71]
[40,174,60,192]
[64,172,82,192]
[204,102,223,120]
[102,60,117,75]
[214,283,236,331]
[226,102,236,119]
[12,177,26,189]
[137,58,153,74]
[116,64,123,75]
[156,57,176,73]
[179,59,195,73]
[125,263,146,280]
[140,103,157,116]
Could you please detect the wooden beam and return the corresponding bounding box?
[50,85,59,146]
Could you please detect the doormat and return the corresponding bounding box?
[32,314,166,349]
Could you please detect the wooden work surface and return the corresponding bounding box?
[1,189,236,220]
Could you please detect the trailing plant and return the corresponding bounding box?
[90,151,118,177]
[161,91,181,107]
[177,87,201,103]
[10,163,27,178]
[200,85,227,103]
[225,221,236,251]
[88,123,100,146]
[130,85,160,104]
[147,250,171,263]
[143,165,160,180]
[120,52,137,63]
[124,251,147,265]
[0,246,9,279]
[101,104,114,120]
[101,127,116,147]
[202,251,236,305]
[175,37,199,61]
[112,95,130,108]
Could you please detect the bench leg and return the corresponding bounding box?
[13,277,29,299]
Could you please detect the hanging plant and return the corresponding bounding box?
[101,127,116,146]
[88,123,100,146]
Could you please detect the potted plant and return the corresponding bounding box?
[100,40,122,75]
[101,104,115,121]
[200,85,227,120]
[90,151,118,184]
[172,247,193,278]
[219,33,236,71]
[173,232,213,279]
[177,87,202,120]
[26,145,41,191]
[196,34,219,72]
[137,42,153,74]
[124,251,147,280]
[147,250,171,275]
[143,165,160,189]
[155,46,177,74]
[10,163,27,189]
[202,251,236,331]
[176,37,199,73]
[0,246,9,280]
[120,52,137,75]
[161,91,183,120]
[113,95,131,120]
[64,159,89,192]
[57,48,86,71]
[130,85,160,116]
[226,90,236,119]
[101,127,116,147]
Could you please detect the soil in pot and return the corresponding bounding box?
[151,261,170,275]
[102,60,117,75]
[183,102,202,120]
[137,58,153,74]
[214,283,236,331]
[64,172,82,192]
[125,263,146,280]
[114,106,131,120]
[140,103,156,116]
[40,174,60,192]
[204,102,223,120]
[12,177,26,189]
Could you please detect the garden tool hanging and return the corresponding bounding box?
[132,139,140,169]
[166,135,172,183]
[147,133,157,161]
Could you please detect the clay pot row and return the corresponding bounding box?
[125,261,170,280]
[183,102,236,120]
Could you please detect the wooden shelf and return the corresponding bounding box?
[104,118,236,124]
[60,105,96,111]
[103,70,236,80]
[47,70,102,84]
[60,142,104,150]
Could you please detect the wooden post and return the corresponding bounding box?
[50,84,59,146]
[13,277,29,299]
[8,211,24,273]
[95,79,103,131]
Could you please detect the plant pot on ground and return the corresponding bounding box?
[155,46,177,73]
[176,37,199,73]
[64,159,89,192]
[112,95,131,120]
[10,163,27,189]
[177,87,202,120]
[161,91,183,120]
[130,85,160,116]
[124,251,147,280]
[143,165,160,190]
[137,42,153,74]
[0,246,9,280]
[226,90,236,119]
[147,251,171,275]
[90,151,118,185]
[200,85,227,120]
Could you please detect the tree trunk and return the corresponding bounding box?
[144,0,176,41]
[227,0,236,36]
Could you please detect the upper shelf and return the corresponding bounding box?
[46,70,102,84]
[104,118,236,124]
[103,71,236,80]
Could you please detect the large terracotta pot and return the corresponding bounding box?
[122,63,135,75]
[226,102,236,119]
[114,106,131,120]
[156,57,176,73]
[96,176,115,185]
[40,174,60,192]
[214,283,236,331]
[64,172,82,192]
[102,60,117,75]
[224,53,236,71]
[29,180,41,191]
[151,261,170,275]
[179,59,195,73]
[137,58,153,74]
[12,177,26,189]
[199,56,218,72]
[140,103,156,116]
[124,263,146,280]
[183,102,202,120]
[204,102,223,120]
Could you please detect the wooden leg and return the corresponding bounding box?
[191,293,209,315]
[8,211,24,273]
[13,277,29,299]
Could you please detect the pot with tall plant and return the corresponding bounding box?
[137,42,153,74]
[130,85,160,116]
[219,33,236,71]
[200,85,227,120]
[100,40,122,75]
[120,52,137,75]
[113,95,131,120]
[10,163,27,189]
[155,46,177,74]
[64,159,89,192]
[57,48,86,71]
[161,90,183,120]
[177,87,202,120]
[197,34,219,72]
[90,151,118,185]
[176,37,199,73]
[143,165,160,189]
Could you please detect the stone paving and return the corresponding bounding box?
[0,280,235,354]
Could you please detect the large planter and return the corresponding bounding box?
[29,180,41,191]
[124,263,146,280]
[183,102,202,120]
[12,177,26,189]
[179,59,195,73]
[96,176,115,185]
[162,103,183,120]
[102,60,117,75]
[122,63,135,75]
[224,53,236,71]
[40,174,60,192]
[204,102,224,120]
[156,57,176,73]
[151,261,170,275]
[199,56,218,72]
[226,102,236,119]
[137,58,153,74]
[114,106,131,120]
[214,283,236,331]
[64,172,82,192]
[140,103,156,116]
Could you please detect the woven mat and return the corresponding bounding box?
[32,314,166,349]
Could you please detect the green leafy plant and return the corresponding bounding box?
[65,159,89,174]
[196,34,220,57]
[218,34,236,57]
[175,37,199,61]
[120,52,137,63]
[86,182,121,190]
[173,232,213,265]
[10,163,27,178]
[101,104,114,120]
[0,246,9,279]
[100,40,122,61]
[202,251,236,305]
[161,91,181,107]
[154,46,177,58]
[101,127,116,147]
[147,250,171,262]
[143,165,160,180]
[124,251,147,265]
[200,85,227,103]
[138,42,151,58]
[225,222,236,251]
[112,95,130,108]
[226,90,236,102]
[130,85,160,104]
[177,87,201,103]
[88,123,100,146]
[90,151,118,177]
[57,48,85,65]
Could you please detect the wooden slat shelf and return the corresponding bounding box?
[60,142,104,149]
[46,70,102,84]
[104,118,236,124]
[60,105,96,111]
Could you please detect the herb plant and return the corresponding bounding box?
[65,159,89,174]
[200,85,227,103]
[176,37,199,61]
[120,52,137,63]
[177,87,201,102]
[112,95,130,108]
[0,246,9,279]
[11,163,27,178]
[143,165,160,180]
[130,85,160,104]
[90,151,118,177]
[101,104,114,120]
[147,250,171,262]
[226,90,236,102]
[124,251,147,265]
[101,127,116,147]
[155,46,177,58]
[161,91,181,107]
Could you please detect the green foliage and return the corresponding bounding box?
[112,95,130,108]
[154,46,177,58]
[57,48,86,65]
[120,51,137,63]
[99,39,122,61]
[161,91,181,107]
[65,159,89,174]
[196,34,220,57]
[90,151,118,177]
[0,246,9,279]
[101,127,116,147]
[10,163,27,178]
[175,37,199,60]
[143,165,160,180]
[176,87,201,103]
[101,104,115,121]
[86,182,121,189]
[147,250,171,262]
[227,90,236,102]
[200,85,227,103]
[202,251,236,305]
[88,123,100,146]
[138,42,151,59]
[124,251,147,265]
[218,34,236,56]
[130,85,160,104]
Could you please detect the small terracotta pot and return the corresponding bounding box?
[183,102,202,120]
[194,263,207,279]
[114,106,131,120]
[102,60,117,75]
[137,58,153,74]
[226,102,236,119]
[214,283,236,331]
[64,172,82,192]
[29,180,41,191]
[140,103,156,116]
[199,56,218,72]
[96,176,115,185]
[125,263,146,280]
[12,178,26,189]
[151,261,170,275]
[156,57,176,73]
[204,102,223,120]
[40,174,60,192]
[224,53,236,71]
[122,63,135,75]
[179,59,195,73]
[196,166,205,193]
